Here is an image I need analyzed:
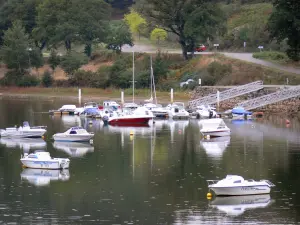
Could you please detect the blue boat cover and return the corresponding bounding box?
[82,108,99,115]
[232,107,252,115]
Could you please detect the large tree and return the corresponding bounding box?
[140,0,226,60]
[268,0,300,61]
[34,0,110,56]
[106,20,133,53]
[0,0,41,46]
[0,21,43,74]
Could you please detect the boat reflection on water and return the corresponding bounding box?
[51,115,82,127]
[0,138,46,153]
[53,142,94,157]
[200,136,230,159]
[21,168,70,186]
[210,194,273,216]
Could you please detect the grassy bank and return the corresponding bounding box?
[0,87,191,104]
[253,51,300,68]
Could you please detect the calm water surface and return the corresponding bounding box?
[0,98,300,224]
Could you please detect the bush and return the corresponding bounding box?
[253,51,289,61]
[0,70,20,86]
[136,70,151,88]
[156,79,179,91]
[48,50,61,70]
[17,75,40,87]
[60,51,88,75]
[41,70,53,87]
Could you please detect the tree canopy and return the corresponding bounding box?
[106,20,133,53]
[140,0,226,59]
[268,0,300,61]
[150,28,167,44]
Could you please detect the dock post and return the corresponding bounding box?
[121,91,124,107]
[217,90,220,111]
[78,88,82,106]
[171,88,174,104]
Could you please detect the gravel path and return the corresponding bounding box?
[123,44,300,75]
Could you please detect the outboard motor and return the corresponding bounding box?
[209,110,213,119]
[102,115,109,126]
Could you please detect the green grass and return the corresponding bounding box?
[226,3,273,31]
[253,51,289,63]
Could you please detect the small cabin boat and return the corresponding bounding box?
[20,151,70,169]
[231,107,252,120]
[49,105,77,115]
[144,103,169,118]
[53,127,94,142]
[199,118,230,137]
[207,175,275,196]
[166,102,190,119]
[0,121,46,138]
[195,105,217,119]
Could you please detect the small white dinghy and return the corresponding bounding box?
[207,175,275,196]
[200,118,230,137]
[20,151,70,169]
[53,127,94,142]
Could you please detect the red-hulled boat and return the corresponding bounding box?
[108,107,154,126]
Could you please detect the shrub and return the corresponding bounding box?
[60,51,88,76]
[253,51,288,61]
[156,79,179,91]
[48,50,61,70]
[17,75,40,87]
[136,70,151,88]
[41,70,53,87]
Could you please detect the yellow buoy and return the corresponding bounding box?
[130,131,134,136]
[207,192,212,199]
[42,135,45,140]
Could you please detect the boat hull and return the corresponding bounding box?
[21,159,70,169]
[0,130,46,138]
[108,117,151,125]
[53,134,94,142]
[201,130,231,137]
[210,186,271,196]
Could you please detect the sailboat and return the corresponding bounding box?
[143,56,169,118]
[108,52,154,126]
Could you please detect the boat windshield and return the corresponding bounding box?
[217,121,227,129]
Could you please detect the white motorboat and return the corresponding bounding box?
[53,141,94,157]
[195,105,217,119]
[200,136,230,159]
[21,168,70,186]
[49,104,77,115]
[166,102,190,119]
[0,121,47,138]
[199,118,230,137]
[231,106,252,120]
[207,175,275,196]
[53,127,94,142]
[0,137,46,153]
[210,194,273,216]
[144,103,169,118]
[20,151,70,169]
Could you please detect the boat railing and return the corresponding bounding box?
[262,180,276,187]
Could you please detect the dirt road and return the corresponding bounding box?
[123,44,300,75]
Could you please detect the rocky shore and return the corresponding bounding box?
[191,87,300,117]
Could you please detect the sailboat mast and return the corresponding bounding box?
[132,51,135,103]
[151,56,157,105]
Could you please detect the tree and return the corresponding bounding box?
[60,51,88,76]
[124,9,147,39]
[140,0,226,60]
[0,0,41,46]
[48,50,61,71]
[34,0,110,55]
[268,0,300,61]
[106,20,133,53]
[150,28,167,44]
[0,21,43,74]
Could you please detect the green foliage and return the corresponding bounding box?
[109,55,132,88]
[34,0,111,54]
[0,21,43,73]
[153,52,169,83]
[150,28,167,44]
[41,70,53,87]
[124,9,146,35]
[156,79,179,91]
[136,70,150,88]
[253,51,288,62]
[106,20,133,53]
[268,0,300,61]
[60,51,88,75]
[48,50,61,70]
[141,0,226,60]
[17,74,40,87]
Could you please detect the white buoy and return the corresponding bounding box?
[206,135,210,140]
[90,139,94,144]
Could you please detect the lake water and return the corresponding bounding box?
[0,97,300,224]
